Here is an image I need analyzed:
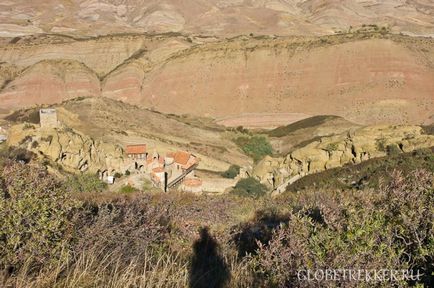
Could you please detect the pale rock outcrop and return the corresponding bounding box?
[7,123,131,175]
[253,125,434,188]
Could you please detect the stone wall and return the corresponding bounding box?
[201,178,238,193]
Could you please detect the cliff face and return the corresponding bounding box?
[0,60,101,109]
[0,34,433,125]
[132,37,434,124]
[0,36,147,77]
[253,125,434,188]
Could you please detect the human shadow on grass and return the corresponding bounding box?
[189,227,230,288]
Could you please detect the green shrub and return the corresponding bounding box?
[0,162,78,271]
[376,138,387,151]
[119,184,136,194]
[64,173,107,193]
[386,144,401,156]
[234,135,272,161]
[221,164,240,179]
[325,142,338,152]
[232,177,267,198]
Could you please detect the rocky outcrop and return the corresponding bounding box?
[253,125,434,188]
[6,123,130,175]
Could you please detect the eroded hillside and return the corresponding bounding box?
[0,0,433,37]
[0,32,433,125]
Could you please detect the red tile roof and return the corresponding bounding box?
[174,151,191,165]
[126,144,147,154]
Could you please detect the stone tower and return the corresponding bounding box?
[39,109,58,128]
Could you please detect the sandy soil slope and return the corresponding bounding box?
[216,113,311,129]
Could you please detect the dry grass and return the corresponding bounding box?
[4,248,189,288]
[2,246,256,288]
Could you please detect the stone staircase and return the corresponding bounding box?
[167,163,198,189]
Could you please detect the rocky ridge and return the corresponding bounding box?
[253,125,434,189]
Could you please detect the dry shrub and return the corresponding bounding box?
[253,170,434,287]
[72,195,173,266]
[232,209,290,257]
[0,161,78,274]
[1,157,431,287]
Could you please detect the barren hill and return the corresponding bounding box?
[265,115,360,154]
[0,33,433,125]
[0,0,433,37]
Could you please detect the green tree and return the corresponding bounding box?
[235,135,273,161]
[232,177,267,198]
[64,173,107,193]
[221,164,241,179]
